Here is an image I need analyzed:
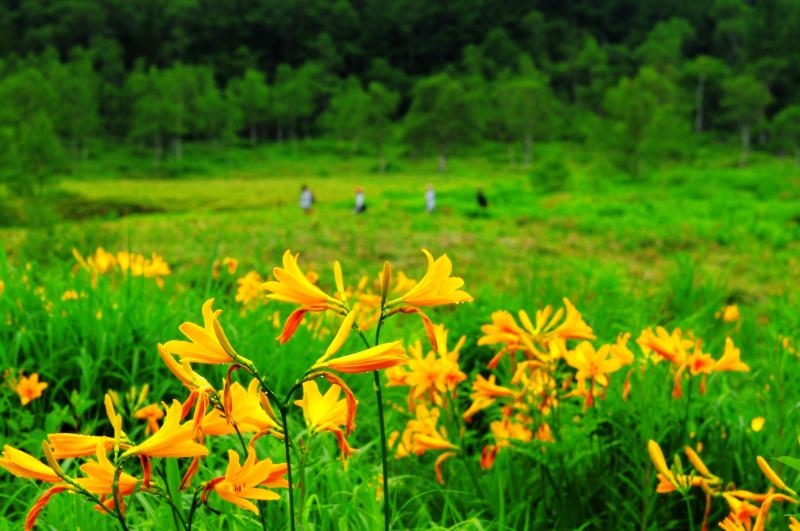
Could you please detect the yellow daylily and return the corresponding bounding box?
[0,445,61,483]
[47,434,116,459]
[714,338,749,372]
[75,445,139,496]
[236,271,266,310]
[163,298,247,365]
[295,380,355,466]
[123,400,208,458]
[15,373,48,406]
[202,379,280,436]
[388,249,472,307]
[207,448,287,514]
[311,341,408,374]
[264,250,340,308]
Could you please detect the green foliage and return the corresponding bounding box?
[721,74,772,165]
[599,67,690,175]
[0,67,66,195]
[635,17,695,74]
[226,69,270,143]
[721,75,772,128]
[528,153,570,193]
[772,105,800,166]
[494,55,555,166]
[403,73,481,171]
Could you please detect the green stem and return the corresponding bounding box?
[112,461,131,531]
[684,493,695,531]
[187,490,200,530]
[157,489,189,530]
[373,318,391,531]
[280,406,297,531]
[460,454,486,503]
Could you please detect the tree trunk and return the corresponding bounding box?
[249,124,257,145]
[438,151,447,173]
[694,76,705,133]
[154,134,162,169]
[794,145,800,168]
[507,145,516,167]
[524,133,533,167]
[277,124,284,143]
[379,150,387,173]
[174,136,183,160]
[739,125,750,167]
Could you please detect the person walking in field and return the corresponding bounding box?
[425,184,435,213]
[477,188,489,209]
[300,184,314,214]
[354,186,367,213]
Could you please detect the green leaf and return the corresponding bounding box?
[777,456,800,473]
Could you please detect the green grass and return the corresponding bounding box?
[0,141,799,530]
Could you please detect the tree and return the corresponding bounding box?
[635,18,695,75]
[403,73,480,172]
[495,55,555,166]
[320,77,369,148]
[721,74,772,166]
[0,66,65,195]
[193,68,236,143]
[126,65,172,164]
[226,68,270,144]
[772,105,800,167]
[601,67,689,174]
[272,63,328,141]
[683,56,728,132]
[44,49,100,158]
[364,81,399,172]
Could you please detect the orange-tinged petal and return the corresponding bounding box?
[123,400,208,458]
[25,485,68,531]
[311,341,408,374]
[0,445,61,483]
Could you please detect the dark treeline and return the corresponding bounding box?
[2,0,800,193]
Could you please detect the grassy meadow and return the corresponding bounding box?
[1,142,800,530]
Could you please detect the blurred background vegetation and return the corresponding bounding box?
[1,0,800,197]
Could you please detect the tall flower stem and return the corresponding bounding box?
[373,318,391,531]
[279,406,297,531]
[112,461,131,531]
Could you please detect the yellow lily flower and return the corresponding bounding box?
[714,338,749,372]
[0,445,61,483]
[15,373,48,406]
[264,250,339,307]
[75,445,139,496]
[311,341,408,374]
[202,379,280,436]
[388,249,472,307]
[208,448,286,514]
[47,434,116,459]
[295,380,355,466]
[123,400,208,458]
[162,299,247,365]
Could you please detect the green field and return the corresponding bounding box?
[1,143,800,530]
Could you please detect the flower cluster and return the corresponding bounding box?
[637,327,749,397]
[73,247,171,288]
[648,440,799,531]
[0,248,471,531]
[464,301,750,470]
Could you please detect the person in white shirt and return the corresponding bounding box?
[300,184,313,213]
[425,184,435,213]
[354,186,366,213]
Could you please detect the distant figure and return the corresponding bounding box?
[477,189,489,209]
[354,187,367,213]
[300,184,314,214]
[425,184,435,213]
